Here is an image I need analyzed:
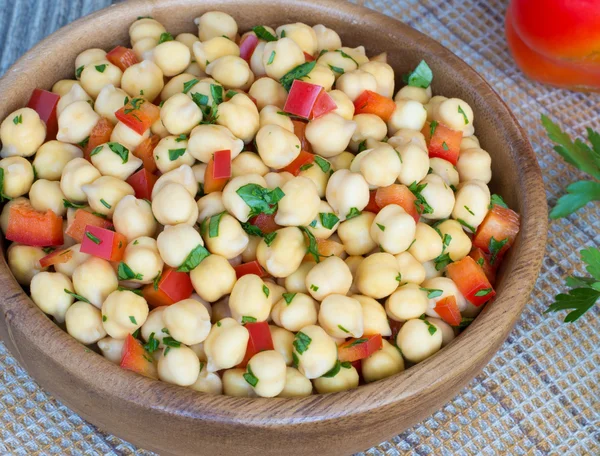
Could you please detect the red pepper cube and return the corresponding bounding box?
[338,334,383,363]
[83,118,114,161]
[120,334,158,379]
[375,184,419,223]
[212,149,232,179]
[283,80,323,118]
[142,267,193,308]
[353,90,396,121]
[281,150,315,175]
[239,34,260,62]
[27,88,60,140]
[310,90,337,119]
[433,296,462,326]
[132,135,160,174]
[6,201,63,247]
[239,321,274,367]
[106,46,139,72]
[126,168,158,200]
[65,209,114,243]
[473,205,521,258]
[421,121,463,165]
[248,213,280,234]
[39,248,74,268]
[446,256,496,307]
[115,99,160,135]
[234,261,266,279]
[80,225,127,262]
[204,155,229,193]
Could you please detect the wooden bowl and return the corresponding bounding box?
[0,0,547,454]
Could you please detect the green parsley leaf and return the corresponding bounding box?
[85,231,102,245]
[546,286,600,323]
[210,84,223,105]
[420,287,443,299]
[310,284,319,292]
[422,318,438,335]
[13,114,22,125]
[442,141,449,151]
[152,272,161,291]
[75,65,84,79]
[117,286,143,296]
[158,32,174,44]
[550,180,600,219]
[107,142,129,163]
[464,205,475,215]
[226,90,238,98]
[168,148,186,161]
[77,136,90,148]
[42,247,55,254]
[396,273,402,282]
[191,92,209,107]
[62,199,86,209]
[89,145,103,157]
[335,49,359,66]
[64,289,91,303]
[282,292,296,304]
[346,207,361,220]
[242,316,257,324]
[129,315,138,325]
[264,232,277,247]
[376,223,386,232]
[299,226,322,263]
[489,236,508,265]
[240,222,264,237]
[177,244,210,272]
[402,60,433,88]
[319,212,339,229]
[489,194,508,209]
[408,181,433,215]
[322,360,342,378]
[280,61,317,91]
[243,364,259,387]
[348,338,367,347]
[328,64,344,75]
[175,134,187,143]
[163,336,181,348]
[208,211,225,238]
[143,332,159,353]
[102,315,107,322]
[299,163,313,171]
[337,324,349,333]
[457,218,476,233]
[252,25,278,42]
[182,78,199,94]
[357,140,367,153]
[474,288,492,297]
[266,50,276,65]
[313,156,331,173]
[430,120,438,138]
[456,317,475,328]
[236,184,285,217]
[293,331,312,354]
[433,252,452,271]
[100,199,111,209]
[118,262,143,281]
[262,284,270,298]
[477,257,485,266]
[95,64,107,73]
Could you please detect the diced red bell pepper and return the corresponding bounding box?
[6,201,63,247]
[364,190,381,214]
[353,90,396,121]
[115,98,160,135]
[120,334,158,379]
[204,155,229,193]
[281,150,315,175]
[469,248,498,286]
[142,267,193,308]
[303,237,344,262]
[239,321,274,367]
[310,90,337,120]
[303,52,315,62]
[239,34,260,62]
[283,80,323,118]
[27,88,60,140]
[212,149,232,179]
[433,295,462,326]
[472,205,520,261]
[132,135,160,173]
[39,248,74,268]
[248,213,280,234]
[375,184,419,223]
[126,168,158,201]
[83,118,114,161]
[421,121,463,165]
[81,225,127,262]
[106,45,138,72]
[234,261,266,279]
[65,209,114,243]
[338,334,383,363]
[292,120,312,153]
[446,256,496,307]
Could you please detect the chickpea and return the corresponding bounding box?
[156,224,204,268]
[293,325,337,379]
[95,85,129,123]
[264,281,285,308]
[270,325,295,366]
[335,69,377,101]
[158,94,202,136]
[425,317,456,347]
[298,158,331,198]
[154,136,196,174]
[60,158,101,203]
[30,272,74,323]
[456,147,492,184]
[185,77,221,104]
[429,157,459,188]
[318,294,363,338]
[122,237,163,286]
[256,124,301,169]
[249,41,268,77]
[206,55,252,90]
[73,47,105,69]
[101,289,148,339]
[344,255,363,294]
[7,244,46,286]
[202,213,249,259]
[72,257,118,308]
[395,143,429,186]
[284,261,315,294]
[352,294,391,336]
[349,114,387,152]
[356,252,400,299]
[271,292,318,332]
[112,196,157,241]
[394,251,426,286]
[229,274,272,323]
[337,211,377,255]
[422,259,443,280]
[97,337,126,364]
[56,100,100,144]
[262,38,305,80]
[306,201,339,240]
[241,235,262,263]
[341,46,369,65]
[372,205,417,255]
[222,368,257,397]
[32,141,83,181]
[89,143,142,181]
[385,283,429,321]
[141,307,168,347]
[195,11,238,41]
[418,174,455,220]
[152,182,198,226]
[204,318,249,372]
[395,85,432,105]
[192,37,239,71]
[82,176,134,217]
[0,197,26,235]
[396,318,443,363]
[388,128,428,152]
[157,345,200,387]
[129,18,166,44]
[176,32,200,50]
[197,192,226,223]
[313,362,359,393]
[278,367,313,397]
[274,23,317,56]
[273,176,320,227]
[121,61,164,101]
[407,222,442,263]
[422,277,468,318]
[152,40,191,77]
[300,64,335,91]
[317,52,358,79]
[0,108,46,158]
[28,179,65,216]
[460,135,480,151]
[328,151,354,171]
[216,93,260,144]
[361,339,404,383]
[325,169,369,220]
[132,36,158,61]
[436,220,473,263]
[256,227,306,278]
[110,121,150,152]
[360,144,403,188]
[162,299,211,346]
[222,174,268,222]
[54,244,92,278]
[153,165,198,199]
[0,157,34,198]
[322,91,352,122]
[302,256,351,302]
[160,73,196,101]
[312,24,342,52]
[80,60,123,99]
[435,98,474,132]
[188,362,222,394]
[188,124,244,163]
[360,61,395,98]
[387,100,427,136]
[249,78,287,110]
[259,105,294,132]
[65,301,107,345]
[53,79,79,96]
[232,152,269,177]
[244,350,286,397]
[452,181,490,233]
[264,171,293,190]
[424,95,447,122]
[56,82,93,116]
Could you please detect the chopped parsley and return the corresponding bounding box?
[458,105,469,125]
[430,120,438,137]
[252,25,278,42]
[293,331,312,354]
[489,236,508,265]
[328,64,344,75]
[408,181,433,215]
[158,32,174,44]
[280,61,317,91]
[182,79,199,94]
[457,218,475,233]
[177,244,211,272]
[129,315,138,325]
[100,199,111,209]
[346,207,362,220]
[402,60,433,88]
[420,287,443,299]
[282,292,296,304]
[321,360,342,378]
[314,156,331,173]
[376,223,385,232]
[208,211,225,238]
[262,284,270,298]
[117,262,143,281]
[474,288,493,297]
[310,284,319,292]
[243,364,259,387]
[266,51,276,65]
[62,199,86,209]
[337,324,350,333]
[12,114,22,125]
[242,316,257,324]
[236,184,284,217]
[319,212,339,229]
[64,289,90,303]
[85,231,101,245]
[489,194,508,209]
[264,232,277,247]
[168,148,186,161]
[95,64,107,73]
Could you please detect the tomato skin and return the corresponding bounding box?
[83,118,114,161]
[375,184,419,223]
[204,155,229,193]
[132,135,160,173]
[115,99,160,135]
[234,261,266,279]
[433,296,461,326]
[446,256,495,307]
[212,149,232,179]
[126,168,158,201]
[80,226,127,262]
[39,248,73,268]
[239,321,274,367]
[248,213,280,234]
[65,209,114,243]
[239,34,259,62]
[469,248,497,286]
[142,267,193,308]
[6,201,63,247]
[120,334,158,379]
[353,90,396,121]
[472,204,520,260]
[283,80,322,118]
[364,190,381,214]
[421,121,462,165]
[310,90,337,119]
[281,150,315,176]
[338,334,383,362]
[27,89,60,140]
[106,46,138,71]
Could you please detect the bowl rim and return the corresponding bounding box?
[0,0,547,430]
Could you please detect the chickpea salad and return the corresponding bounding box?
[0,12,520,398]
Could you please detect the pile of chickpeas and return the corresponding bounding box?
[0,11,497,398]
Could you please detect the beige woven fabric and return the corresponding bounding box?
[1,0,599,454]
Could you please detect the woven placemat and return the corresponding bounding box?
[1,0,599,454]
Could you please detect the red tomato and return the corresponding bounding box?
[65,209,114,243]
[126,168,158,201]
[115,98,160,135]
[364,190,381,214]
[248,213,280,234]
[106,46,138,71]
[27,89,60,140]
[120,334,158,379]
[281,150,315,176]
[39,248,73,268]
[212,149,232,179]
[303,237,344,262]
[353,90,396,121]
[338,334,383,363]
[132,135,160,173]
[472,205,520,261]
[239,321,274,367]
[6,201,63,247]
[83,118,114,161]
[234,261,266,279]
[310,90,337,120]
[433,296,462,326]
[303,52,315,62]
[446,256,495,307]
[375,184,419,223]
[204,155,229,193]
[421,121,463,165]
[283,80,323,118]
[469,248,497,286]
[142,267,193,308]
[292,120,312,153]
[239,34,260,62]
[80,226,127,262]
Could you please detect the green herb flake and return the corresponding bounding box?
[100,199,112,209]
[442,141,449,151]
[177,244,211,272]
[319,212,339,230]
[357,140,367,153]
[75,65,84,79]
[158,32,174,44]
[226,90,238,98]
[236,184,285,217]
[242,316,257,324]
[328,64,344,75]
[346,207,361,220]
[117,286,143,296]
[338,324,350,333]
[430,120,438,138]
[434,252,452,271]
[129,315,138,325]
[208,211,225,238]
[408,181,433,215]
[152,272,161,291]
[267,50,276,65]
[118,262,143,281]
[243,364,259,387]
[477,257,485,266]
[280,61,317,91]
[42,247,55,254]
[348,338,367,347]
[85,231,102,245]
[489,236,508,265]
[474,288,493,297]
[163,336,181,348]
[252,25,278,42]
[102,315,107,322]
[262,284,270,298]
[464,205,475,215]
[396,273,402,282]
[77,136,90,148]
[457,218,476,233]
[300,226,322,263]
[143,332,159,353]
[95,64,107,73]
[299,163,313,171]
[168,148,186,161]
[422,318,438,335]
[402,60,433,88]
[264,232,277,247]
[106,142,129,163]
[12,114,22,125]
[489,194,508,209]
[420,287,443,299]
[183,78,199,94]
[458,105,469,125]
[191,92,209,107]
[282,292,296,304]
[64,289,91,303]
[314,156,331,173]
[62,199,86,209]
[335,49,359,66]
[376,223,386,232]
[293,331,312,354]
[321,360,342,378]
[310,284,319,292]
[89,145,103,157]
[210,84,223,105]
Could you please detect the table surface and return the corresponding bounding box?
[1,0,599,455]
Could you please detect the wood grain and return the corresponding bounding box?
[0,1,547,455]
